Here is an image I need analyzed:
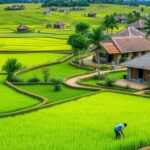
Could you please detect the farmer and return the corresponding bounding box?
[114,123,127,139]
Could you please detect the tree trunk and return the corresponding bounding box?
[96,49,100,79]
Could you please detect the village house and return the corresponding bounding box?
[17,25,29,33]
[54,22,64,29]
[43,11,50,15]
[122,53,150,83]
[50,7,57,11]
[115,15,128,23]
[97,27,150,64]
[87,13,96,18]
[59,9,69,13]
[72,6,81,11]
[5,5,25,10]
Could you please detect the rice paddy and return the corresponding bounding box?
[18,60,90,81]
[0,76,39,114]
[0,53,67,69]
[0,3,150,150]
[0,92,150,150]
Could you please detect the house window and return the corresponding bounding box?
[122,53,128,58]
[132,52,138,58]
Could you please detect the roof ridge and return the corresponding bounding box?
[128,27,132,37]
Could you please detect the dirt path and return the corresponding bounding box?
[65,68,126,89]
[139,147,150,150]
[134,90,149,95]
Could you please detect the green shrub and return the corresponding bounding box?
[9,77,24,82]
[28,77,40,82]
[100,64,110,70]
[125,84,131,90]
[93,74,106,80]
[145,91,150,95]
[104,78,115,86]
[51,78,63,92]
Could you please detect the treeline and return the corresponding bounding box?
[43,0,150,7]
[0,0,150,6]
[94,0,150,6]
[42,0,90,7]
[0,0,45,4]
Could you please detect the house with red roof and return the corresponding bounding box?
[96,27,150,64]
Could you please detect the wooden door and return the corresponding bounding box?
[131,68,138,80]
[143,70,149,82]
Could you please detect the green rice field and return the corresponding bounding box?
[0,76,39,114]
[0,2,150,150]
[17,84,92,103]
[0,53,67,69]
[0,38,70,51]
[0,3,149,51]
[0,92,150,150]
[18,60,90,81]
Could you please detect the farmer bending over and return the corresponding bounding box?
[114,123,127,139]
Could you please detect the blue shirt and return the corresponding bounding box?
[114,124,125,131]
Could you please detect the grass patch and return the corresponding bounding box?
[19,60,90,81]
[0,76,39,113]
[17,84,93,103]
[0,92,150,149]
[0,53,67,70]
[83,71,127,85]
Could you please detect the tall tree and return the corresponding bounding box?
[102,15,111,32]
[75,22,90,35]
[109,15,118,32]
[67,33,89,59]
[2,58,22,81]
[142,16,150,37]
[88,27,109,79]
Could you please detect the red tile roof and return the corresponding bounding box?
[101,41,120,54]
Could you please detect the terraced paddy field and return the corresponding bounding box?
[0,92,150,150]
[0,53,67,69]
[18,60,90,81]
[0,76,39,114]
[0,38,70,51]
[17,84,92,103]
[1,3,149,51]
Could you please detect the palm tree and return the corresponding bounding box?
[109,15,119,33]
[103,15,111,33]
[88,27,109,79]
[142,16,150,38]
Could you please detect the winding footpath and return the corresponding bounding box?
[65,68,126,89]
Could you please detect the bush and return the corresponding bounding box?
[9,77,24,82]
[104,78,115,86]
[42,67,50,82]
[100,64,110,70]
[28,77,40,82]
[51,78,63,92]
[93,74,105,80]
[125,84,131,90]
